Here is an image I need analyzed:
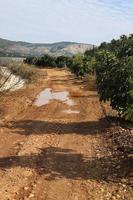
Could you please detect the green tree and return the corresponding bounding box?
[95,50,133,120]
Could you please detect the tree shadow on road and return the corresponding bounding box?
[3,119,109,135]
[0,147,131,183]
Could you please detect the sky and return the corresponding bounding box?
[0,0,133,45]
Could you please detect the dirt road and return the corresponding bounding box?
[0,68,132,200]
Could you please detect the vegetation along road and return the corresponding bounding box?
[0,68,132,200]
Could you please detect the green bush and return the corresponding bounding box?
[68,54,94,77]
[95,49,133,121]
[24,54,94,77]
[55,56,69,68]
[24,54,56,67]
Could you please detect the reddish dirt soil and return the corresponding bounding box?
[0,68,132,200]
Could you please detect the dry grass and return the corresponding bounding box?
[7,63,37,83]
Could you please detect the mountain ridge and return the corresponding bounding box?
[0,38,94,57]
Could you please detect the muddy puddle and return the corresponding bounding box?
[35,88,76,107]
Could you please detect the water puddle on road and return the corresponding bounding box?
[35,88,76,107]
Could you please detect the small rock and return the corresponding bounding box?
[116,165,121,169]
[111,196,116,200]
[116,194,121,198]
[40,167,44,171]
[24,187,29,190]
[29,193,34,198]
[100,188,104,192]
[121,178,127,183]
[131,129,133,134]
[122,184,126,188]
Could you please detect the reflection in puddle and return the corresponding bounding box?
[62,109,80,114]
[35,88,52,106]
[35,88,76,107]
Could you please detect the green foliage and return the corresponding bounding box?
[98,34,133,58]
[123,79,133,121]
[24,54,94,77]
[24,56,34,65]
[68,54,94,76]
[55,56,70,68]
[85,46,97,57]
[24,54,56,67]
[124,103,133,122]
[94,34,133,121]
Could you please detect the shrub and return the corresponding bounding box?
[68,54,94,77]
[24,55,56,67]
[95,50,133,120]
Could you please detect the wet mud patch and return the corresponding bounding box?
[35,88,76,107]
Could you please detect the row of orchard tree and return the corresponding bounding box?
[24,34,133,121]
[24,53,95,77]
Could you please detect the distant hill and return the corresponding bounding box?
[0,38,94,57]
